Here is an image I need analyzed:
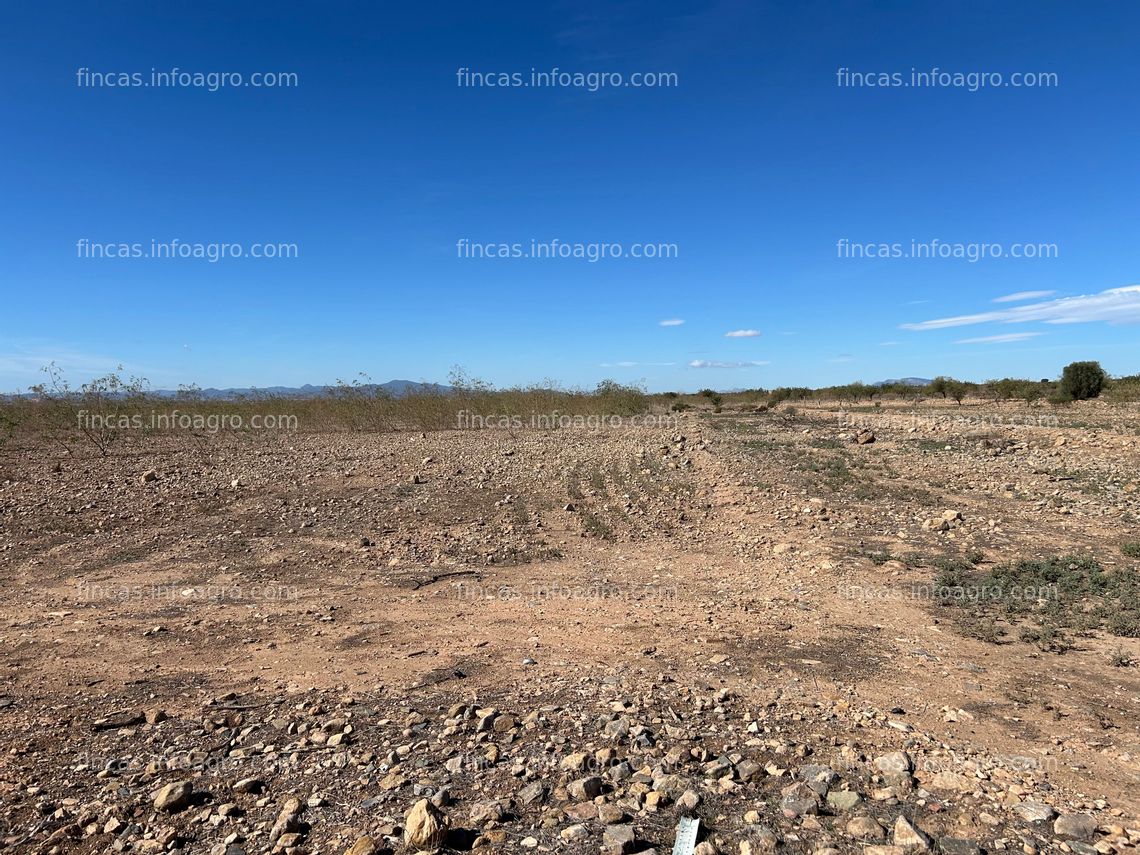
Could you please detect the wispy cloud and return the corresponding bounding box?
[879,341,900,347]
[992,290,1057,303]
[827,354,854,363]
[659,318,685,327]
[689,359,769,369]
[0,341,131,389]
[724,329,760,338]
[901,285,1140,330]
[955,332,1043,345]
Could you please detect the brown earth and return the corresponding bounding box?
[1,400,1138,854]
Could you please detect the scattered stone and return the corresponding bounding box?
[847,816,886,841]
[874,751,913,774]
[1013,801,1057,823]
[344,836,377,855]
[780,781,821,818]
[826,790,862,811]
[268,798,304,845]
[154,781,194,813]
[1054,813,1098,841]
[569,776,603,801]
[891,814,932,850]
[598,802,626,824]
[561,823,590,843]
[603,824,637,855]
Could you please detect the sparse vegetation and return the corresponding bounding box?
[934,554,1140,649]
[1108,647,1135,667]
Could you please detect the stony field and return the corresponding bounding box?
[1,400,1138,855]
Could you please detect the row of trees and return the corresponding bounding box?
[925,361,1114,404]
[721,362,1135,408]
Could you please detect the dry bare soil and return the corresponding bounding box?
[1,401,1138,855]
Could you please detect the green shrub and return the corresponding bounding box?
[1059,361,1107,400]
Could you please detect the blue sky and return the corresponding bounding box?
[2,0,1137,393]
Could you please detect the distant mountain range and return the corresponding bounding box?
[10,380,454,401]
[875,377,932,387]
[163,380,454,400]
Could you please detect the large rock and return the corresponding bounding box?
[469,800,505,825]
[602,823,636,855]
[568,776,603,801]
[780,781,821,818]
[891,815,932,851]
[826,790,862,811]
[874,751,913,774]
[268,798,305,845]
[154,781,193,812]
[518,781,547,806]
[1054,813,1098,841]
[404,798,448,850]
[1012,801,1056,823]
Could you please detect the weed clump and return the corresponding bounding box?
[933,554,1140,650]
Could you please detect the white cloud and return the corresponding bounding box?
[901,285,1140,331]
[659,318,685,327]
[879,341,900,347]
[992,290,1057,303]
[724,329,760,338]
[689,359,769,369]
[827,354,854,363]
[955,332,1043,344]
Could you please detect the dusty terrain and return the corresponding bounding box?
[1,400,1138,855]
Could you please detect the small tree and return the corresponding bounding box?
[945,379,968,407]
[1059,361,1107,401]
[987,378,1018,402]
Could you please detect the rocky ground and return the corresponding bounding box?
[1,400,1138,854]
